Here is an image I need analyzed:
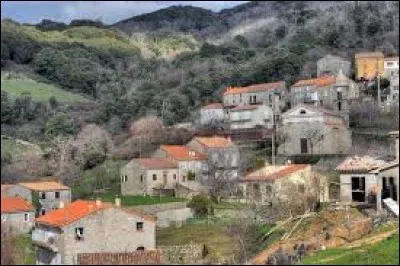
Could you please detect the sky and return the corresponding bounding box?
[1,1,248,25]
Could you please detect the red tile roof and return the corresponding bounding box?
[134,158,178,169]
[335,156,390,173]
[230,105,259,112]
[201,103,223,109]
[291,75,336,88]
[160,145,207,161]
[35,200,155,228]
[244,164,310,182]
[77,250,162,265]
[1,196,35,213]
[19,181,70,191]
[355,52,384,58]
[223,81,285,95]
[193,136,235,148]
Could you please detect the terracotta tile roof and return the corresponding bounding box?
[160,145,207,161]
[355,52,384,58]
[18,181,70,191]
[193,136,235,148]
[35,200,155,228]
[134,158,178,169]
[291,75,336,88]
[77,250,162,265]
[1,196,35,213]
[223,81,285,95]
[244,164,310,182]
[335,156,390,173]
[230,105,259,112]
[201,103,223,109]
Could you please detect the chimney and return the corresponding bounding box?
[59,201,64,209]
[95,198,102,207]
[115,195,121,208]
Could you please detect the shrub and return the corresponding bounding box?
[45,112,77,139]
[188,194,213,217]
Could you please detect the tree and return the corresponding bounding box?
[45,112,77,139]
[188,194,213,217]
[303,127,325,154]
[129,115,164,142]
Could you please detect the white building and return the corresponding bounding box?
[383,57,399,79]
[199,103,226,126]
[229,104,274,130]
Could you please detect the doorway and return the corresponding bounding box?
[351,177,366,202]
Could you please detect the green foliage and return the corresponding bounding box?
[82,149,107,170]
[45,112,77,139]
[275,25,287,39]
[188,194,213,218]
[31,191,42,217]
[233,35,249,48]
[35,19,68,31]
[187,171,196,181]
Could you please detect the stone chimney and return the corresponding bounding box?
[115,195,121,208]
[95,198,102,207]
[59,201,64,209]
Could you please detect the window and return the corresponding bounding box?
[41,209,46,216]
[338,101,342,111]
[140,175,144,182]
[300,138,308,154]
[55,191,60,199]
[24,213,29,222]
[152,174,157,181]
[41,192,46,200]
[173,174,177,180]
[351,177,366,202]
[137,246,145,251]
[75,227,84,241]
[122,175,127,183]
[298,184,305,193]
[300,109,306,114]
[136,222,144,231]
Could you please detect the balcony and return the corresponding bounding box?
[32,229,59,252]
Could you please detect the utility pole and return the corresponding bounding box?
[161,99,168,124]
[377,73,381,108]
[271,95,277,165]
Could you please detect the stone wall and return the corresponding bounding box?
[159,243,205,265]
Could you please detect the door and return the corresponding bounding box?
[300,138,308,154]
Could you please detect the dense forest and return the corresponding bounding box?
[1,1,399,192]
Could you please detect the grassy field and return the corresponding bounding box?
[86,192,186,206]
[157,223,238,260]
[1,135,42,162]
[300,232,399,265]
[1,74,88,103]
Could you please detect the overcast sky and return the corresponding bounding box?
[1,1,248,24]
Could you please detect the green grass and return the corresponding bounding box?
[300,232,399,265]
[1,74,88,103]
[213,201,247,210]
[1,135,42,162]
[13,233,35,265]
[87,192,186,206]
[157,223,237,259]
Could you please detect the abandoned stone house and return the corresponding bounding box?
[241,164,329,204]
[186,136,240,181]
[152,145,208,183]
[277,104,352,156]
[32,199,156,265]
[290,71,360,126]
[354,51,384,80]
[4,181,71,216]
[199,103,226,126]
[120,158,179,196]
[317,54,351,77]
[336,130,399,212]
[1,196,35,235]
[383,56,399,79]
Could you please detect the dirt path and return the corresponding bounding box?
[345,228,398,248]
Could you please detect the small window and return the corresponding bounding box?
[55,191,60,199]
[24,213,29,222]
[136,222,144,231]
[298,184,305,193]
[152,174,157,181]
[41,209,46,216]
[121,175,127,183]
[140,175,144,182]
[300,109,306,114]
[137,246,145,251]
[76,227,84,241]
[173,174,177,180]
[41,192,46,200]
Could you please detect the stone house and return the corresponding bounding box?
[32,199,156,265]
[290,71,360,126]
[336,156,399,212]
[199,103,227,126]
[383,56,399,79]
[1,196,35,235]
[186,136,240,181]
[242,164,329,204]
[228,104,274,130]
[5,181,71,216]
[317,54,351,77]
[278,104,352,156]
[388,74,399,104]
[152,145,208,183]
[222,81,287,113]
[121,158,179,196]
[354,51,384,80]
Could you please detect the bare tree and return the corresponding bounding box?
[303,127,325,154]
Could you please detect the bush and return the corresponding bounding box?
[188,194,213,217]
[45,112,77,139]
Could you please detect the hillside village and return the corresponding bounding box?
[1,1,400,265]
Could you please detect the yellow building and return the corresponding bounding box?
[355,51,384,80]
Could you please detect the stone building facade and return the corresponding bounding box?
[383,56,399,79]
[120,158,179,196]
[5,181,71,216]
[278,104,352,156]
[354,51,384,80]
[228,104,274,130]
[199,103,227,126]
[1,196,35,235]
[317,54,351,77]
[32,200,156,265]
